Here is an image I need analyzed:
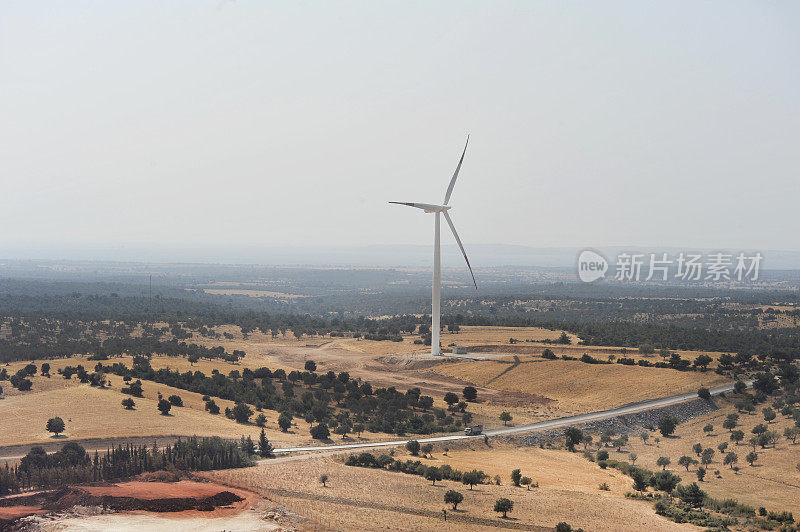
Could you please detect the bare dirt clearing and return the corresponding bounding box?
[0,480,275,531]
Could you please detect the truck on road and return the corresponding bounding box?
[464,424,483,436]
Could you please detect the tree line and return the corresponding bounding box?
[0,437,252,495]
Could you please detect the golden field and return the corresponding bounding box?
[600,397,800,516]
[431,356,727,414]
[206,445,695,531]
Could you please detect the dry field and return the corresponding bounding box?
[600,397,800,516]
[2,323,736,451]
[0,362,403,452]
[432,356,727,414]
[182,324,732,420]
[205,445,696,531]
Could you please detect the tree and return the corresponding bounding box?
[231,402,253,424]
[462,386,477,402]
[499,412,512,426]
[122,379,144,397]
[510,468,522,486]
[724,452,738,469]
[703,424,714,435]
[629,452,638,465]
[520,476,533,490]
[723,417,738,432]
[696,467,706,482]
[406,440,421,456]
[494,498,513,518]
[784,426,799,444]
[650,471,681,493]
[631,468,648,492]
[730,430,744,444]
[353,423,365,438]
[764,430,780,447]
[40,363,51,376]
[640,431,649,445]
[254,413,267,427]
[676,482,705,508]
[205,399,220,415]
[734,380,747,394]
[421,444,433,458]
[763,407,776,423]
[564,427,583,451]
[278,412,293,432]
[418,396,434,410]
[444,392,459,407]
[168,394,183,407]
[46,417,65,436]
[697,387,711,400]
[692,443,703,456]
[694,355,713,372]
[425,466,442,485]
[121,398,135,410]
[746,451,758,466]
[462,470,482,490]
[240,435,256,455]
[304,360,317,372]
[187,354,199,366]
[717,441,728,453]
[656,456,671,470]
[310,423,330,440]
[678,456,697,471]
[444,489,463,510]
[319,473,329,487]
[157,398,172,415]
[701,448,714,465]
[658,415,679,437]
[258,428,273,458]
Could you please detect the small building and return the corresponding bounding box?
[452,346,468,355]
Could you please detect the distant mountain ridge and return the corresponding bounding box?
[2,243,799,270]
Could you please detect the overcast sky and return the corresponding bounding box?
[1,1,799,261]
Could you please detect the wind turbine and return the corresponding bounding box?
[390,136,477,356]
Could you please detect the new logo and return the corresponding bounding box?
[577,250,608,283]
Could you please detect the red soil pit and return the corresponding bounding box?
[82,480,239,500]
[81,480,258,517]
[0,505,48,520]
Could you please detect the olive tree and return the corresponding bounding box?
[445,489,463,510]
[494,498,514,518]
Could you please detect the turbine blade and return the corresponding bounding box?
[443,135,469,205]
[443,210,477,289]
[389,201,427,210]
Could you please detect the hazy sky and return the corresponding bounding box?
[1,1,799,260]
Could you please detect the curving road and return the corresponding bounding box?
[272,381,740,455]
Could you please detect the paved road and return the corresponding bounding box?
[272,381,740,455]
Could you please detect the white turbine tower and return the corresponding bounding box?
[390,136,477,356]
